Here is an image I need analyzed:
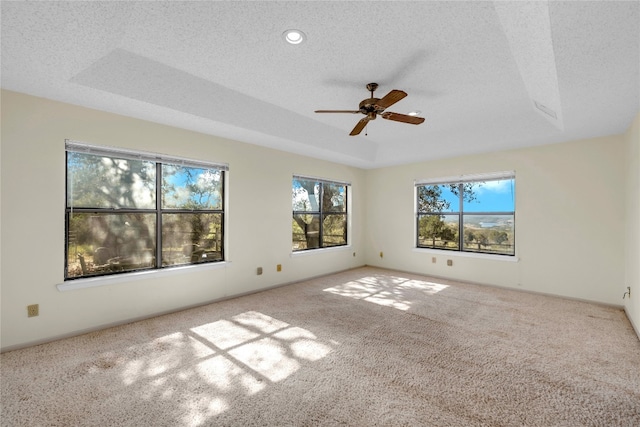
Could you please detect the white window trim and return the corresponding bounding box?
[412,247,519,262]
[290,244,352,257]
[292,174,351,187]
[66,140,229,171]
[57,261,232,291]
[415,170,515,186]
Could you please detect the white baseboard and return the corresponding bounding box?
[624,306,640,341]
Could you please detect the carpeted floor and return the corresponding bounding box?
[1,267,639,426]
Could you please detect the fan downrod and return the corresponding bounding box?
[359,82,381,117]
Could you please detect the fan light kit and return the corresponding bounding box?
[283,29,306,45]
[315,83,425,136]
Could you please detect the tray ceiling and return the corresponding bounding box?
[2,1,638,168]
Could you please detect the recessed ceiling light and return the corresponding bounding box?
[408,110,421,116]
[283,29,306,45]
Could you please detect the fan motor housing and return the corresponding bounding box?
[359,98,382,117]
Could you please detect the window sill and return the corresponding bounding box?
[57,261,232,292]
[412,247,519,262]
[290,245,352,257]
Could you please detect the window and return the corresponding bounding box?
[292,176,349,251]
[65,141,227,279]
[416,172,515,256]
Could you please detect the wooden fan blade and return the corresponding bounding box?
[381,112,425,125]
[374,90,407,110]
[350,118,369,136]
[315,110,361,114]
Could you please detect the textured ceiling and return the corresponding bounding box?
[2,1,639,169]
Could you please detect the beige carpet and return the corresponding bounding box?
[1,267,639,426]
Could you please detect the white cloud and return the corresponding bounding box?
[473,179,512,194]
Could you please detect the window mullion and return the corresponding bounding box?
[458,183,464,251]
[319,183,324,248]
[156,162,163,269]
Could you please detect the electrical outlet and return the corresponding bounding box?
[277,264,282,272]
[447,259,453,267]
[353,252,356,257]
[432,257,436,263]
[257,267,263,275]
[27,304,39,317]
[380,251,383,258]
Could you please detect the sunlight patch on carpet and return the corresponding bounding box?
[232,310,289,333]
[190,311,334,384]
[229,338,301,382]
[191,320,260,350]
[324,275,449,311]
[111,311,335,422]
[184,395,229,426]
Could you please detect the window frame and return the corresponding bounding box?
[415,172,516,257]
[292,175,350,252]
[64,140,228,280]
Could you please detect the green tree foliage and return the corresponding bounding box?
[464,229,476,245]
[292,180,345,249]
[162,166,222,210]
[419,216,456,247]
[67,152,156,209]
[417,183,479,213]
[67,153,157,249]
[292,180,320,248]
[476,232,489,250]
[67,155,223,266]
[417,183,479,248]
[162,165,223,249]
[489,230,508,246]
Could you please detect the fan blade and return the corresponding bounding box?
[381,112,425,125]
[374,90,407,110]
[350,118,370,136]
[315,110,361,114]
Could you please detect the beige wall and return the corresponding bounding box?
[0,90,366,350]
[624,112,640,335]
[1,90,635,350]
[364,133,627,305]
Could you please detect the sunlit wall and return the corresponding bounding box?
[0,90,366,350]
[364,130,627,306]
[0,89,635,350]
[624,112,640,336]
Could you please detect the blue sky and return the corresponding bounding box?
[438,179,515,213]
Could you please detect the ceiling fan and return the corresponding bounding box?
[315,82,425,136]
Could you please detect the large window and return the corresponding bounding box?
[416,172,515,256]
[65,141,227,279]
[292,176,349,251]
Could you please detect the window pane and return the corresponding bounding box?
[66,213,156,278]
[162,213,223,266]
[463,179,515,213]
[292,213,320,250]
[417,214,459,249]
[67,152,156,209]
[323,214,347,247]
[292,179,320,212]
[323,184,346,212]
[417,184,459,213]
[463,214,515,255]
[162,165,223,210]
